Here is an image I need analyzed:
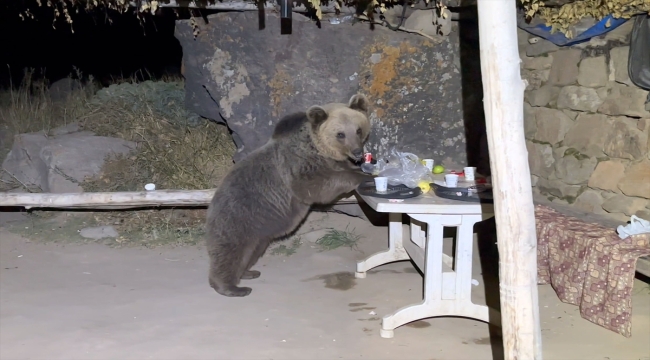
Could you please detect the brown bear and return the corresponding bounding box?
[205,94,373,297]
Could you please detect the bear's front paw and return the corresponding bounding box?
[241,270,261,279]
[215,286,253,297]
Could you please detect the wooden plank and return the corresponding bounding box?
[0,190,358,210]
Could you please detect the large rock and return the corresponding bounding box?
[2,129,135,193]
[548,49,581,86]
[522,54,553,70]
[525,85,559,107]
[48,78,83,103]
[574,189,606,214]
[562,113,611,157]
[604,117,648,160]
[174,12,471,165]
[526,40,559,57]
[602,194,648,216]
[526,141,555,178]
[522,69,550,90]
[556,86,603,112]
[403,9,445,38]
[610,46,634,86]
[577,56,608,88]
[588,160,627,193]
[536,177,582,202]
[554,153,598,185]
[598,82,650,118]
[534,107,573,144]
[618,160,650,199]
[524,102,537,139]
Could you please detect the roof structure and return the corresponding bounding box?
[7,0,650,37]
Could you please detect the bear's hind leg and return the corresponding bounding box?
[208,246,252,297]
[241,239,271,280]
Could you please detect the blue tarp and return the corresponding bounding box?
[517,11,630,46]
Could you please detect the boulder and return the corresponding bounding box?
[534,107,573,144]
[574,189,606,214]
[603,117,648,160]
[577,56,608,88]
[2,127,135,193]
[522,69,550,90]
[556,86,603,112]
[602,195,649,216]
[48,78,83,103]
[536,177,582,202]
[598,82,650,118]
[526,40,559,57]
[588,160,627,193]
[526,141,555,179]
[554,154,598,185]
[522,54,553,70]
[525,85,559,107]
[174,12,473,167]
[618,160,650,199]
[548,49,581,86]
[524,102,537,139]
[609,47,634,86]
[562,113,611,157]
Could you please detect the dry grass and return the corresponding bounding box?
[0,68,93,164]
[1,68,236,247]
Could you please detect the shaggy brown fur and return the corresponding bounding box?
[205,94,374,297]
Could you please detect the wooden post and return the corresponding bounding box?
[476,1,543,359]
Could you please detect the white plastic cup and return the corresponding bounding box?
[422,159,434,171]
[445,174,459,187]
[145,183,156,191]
[464,166,477,181]
[374,177,388,193]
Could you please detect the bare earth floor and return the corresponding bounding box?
[1,211,649,360]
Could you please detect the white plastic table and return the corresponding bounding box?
[355,186,496,338]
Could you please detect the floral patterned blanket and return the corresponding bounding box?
[535,204,650,337]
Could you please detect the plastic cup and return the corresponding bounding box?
[464,166,477,181]
[445,174,459,187]
[422,159,434,171]
[374,177,388,193]
[145,183,156,191]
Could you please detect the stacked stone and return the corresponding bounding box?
[518,23,650,222]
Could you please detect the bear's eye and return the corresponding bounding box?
[356,128,362,135]
[336,132,345,139]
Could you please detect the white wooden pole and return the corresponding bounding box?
[0,190,358,210]
[476,0,543,359]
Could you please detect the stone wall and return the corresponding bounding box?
[518,23,650,222]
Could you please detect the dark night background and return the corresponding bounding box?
[0,1,195,89]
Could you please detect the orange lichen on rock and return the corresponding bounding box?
[365,42,400,99]
[360,40,421,124]
[268,66,294,117]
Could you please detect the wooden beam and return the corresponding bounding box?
[476,0,543,359]
[0,190,358,210]
[129,0,354,14]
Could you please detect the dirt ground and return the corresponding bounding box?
[1,209,649,360]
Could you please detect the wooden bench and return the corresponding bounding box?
[533,195,650,278]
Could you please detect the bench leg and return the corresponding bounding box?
[380,214,494,338]
[356,212,409,279]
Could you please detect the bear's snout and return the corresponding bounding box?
[351,148,364,159]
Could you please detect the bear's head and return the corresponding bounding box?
[307,94,371,163]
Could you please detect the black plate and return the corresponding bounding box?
[357,181,423,199]
[431,182,494,203]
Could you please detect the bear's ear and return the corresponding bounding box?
[306,106,328,128]
[348,94,369,115]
